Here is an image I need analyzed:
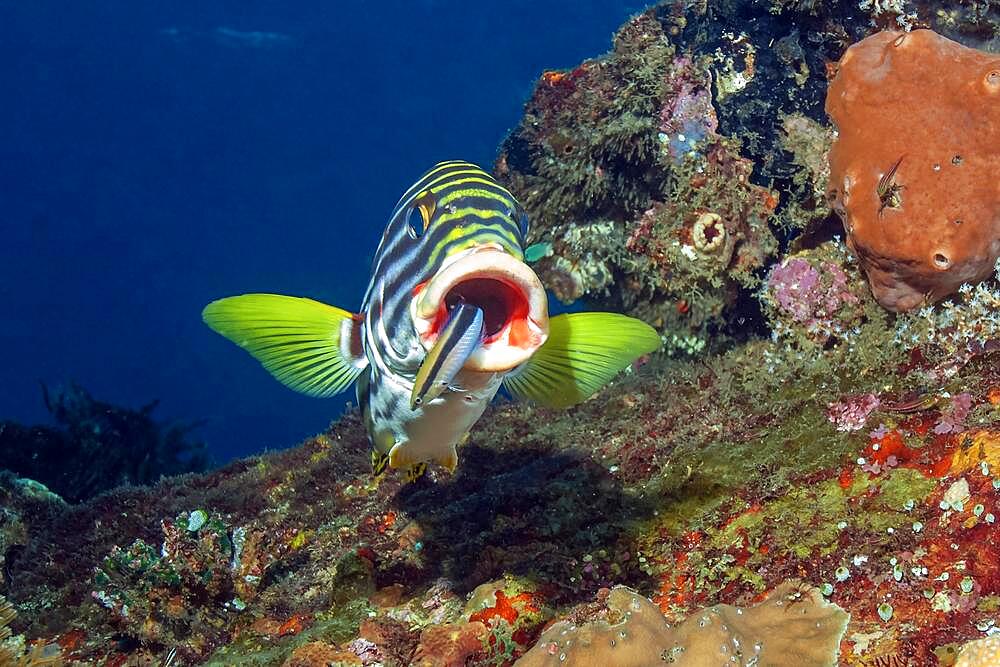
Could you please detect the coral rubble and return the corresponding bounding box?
[827,29,1000,311]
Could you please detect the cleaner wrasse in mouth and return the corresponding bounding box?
[203,161,661,480]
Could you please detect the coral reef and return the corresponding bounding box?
[494,3,871,339]
[827,29,1000,311]
[0,473,64,589]
[6,6,1000,667]
[0,383,209,502]
[3,264,1000,663]
[90,509,306,660]
[498,3,999,334]
[893,259,1000,373]
[281,640,362,667]
[848,0,1000,47]
[955,635,1000,666]
[776,113,836,233]
[410,621,487,667]
[516,582,847,666]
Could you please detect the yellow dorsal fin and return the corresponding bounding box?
[502,312,660,408]
[202,293,366,398]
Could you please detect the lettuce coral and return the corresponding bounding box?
[956,635,1000,667]
[515,582,848,666]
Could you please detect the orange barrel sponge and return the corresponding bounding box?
[826,29,1000,312]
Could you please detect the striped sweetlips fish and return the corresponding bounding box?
[203,161,660,480]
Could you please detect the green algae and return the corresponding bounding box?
[202,598,375,667]
[773,113,834,233]
[717,479,851,560]
[496,11,781,332]
[875,468,937,511]
[647,391,854,504]
[977,595,1000,612]
[505,14,677,234]
[652,467,941,603]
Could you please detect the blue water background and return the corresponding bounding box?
[0,2,638,462]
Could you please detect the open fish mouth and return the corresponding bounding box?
[412,244,549,372]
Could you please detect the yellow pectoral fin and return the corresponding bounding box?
[435,448,459,473]
[202,293,366,398]
[388,443,414,470]
[502,312,661,408]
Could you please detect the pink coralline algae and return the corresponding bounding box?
[770,258,857,322]
[934,392,974,434]
[827,393,881,432]
[861,449,899,476]
[346,638,385,665]
[763,248,867,346]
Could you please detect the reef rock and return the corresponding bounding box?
[0,472,64,588]
[515,582,848,666]
[826,29,1000,312]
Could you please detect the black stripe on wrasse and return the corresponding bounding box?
[410,302,485,408]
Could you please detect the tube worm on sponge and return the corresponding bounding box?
[826,30,1000,312]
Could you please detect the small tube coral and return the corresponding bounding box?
[691,212,726,253]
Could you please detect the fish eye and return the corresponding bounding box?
[406,207,425,239]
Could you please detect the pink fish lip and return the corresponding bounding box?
[412,245,549,372]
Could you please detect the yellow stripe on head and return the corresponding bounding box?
[394,162,483,211]
[436,188,516,214]
[429,175,515,201]
[423,226,522,273]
